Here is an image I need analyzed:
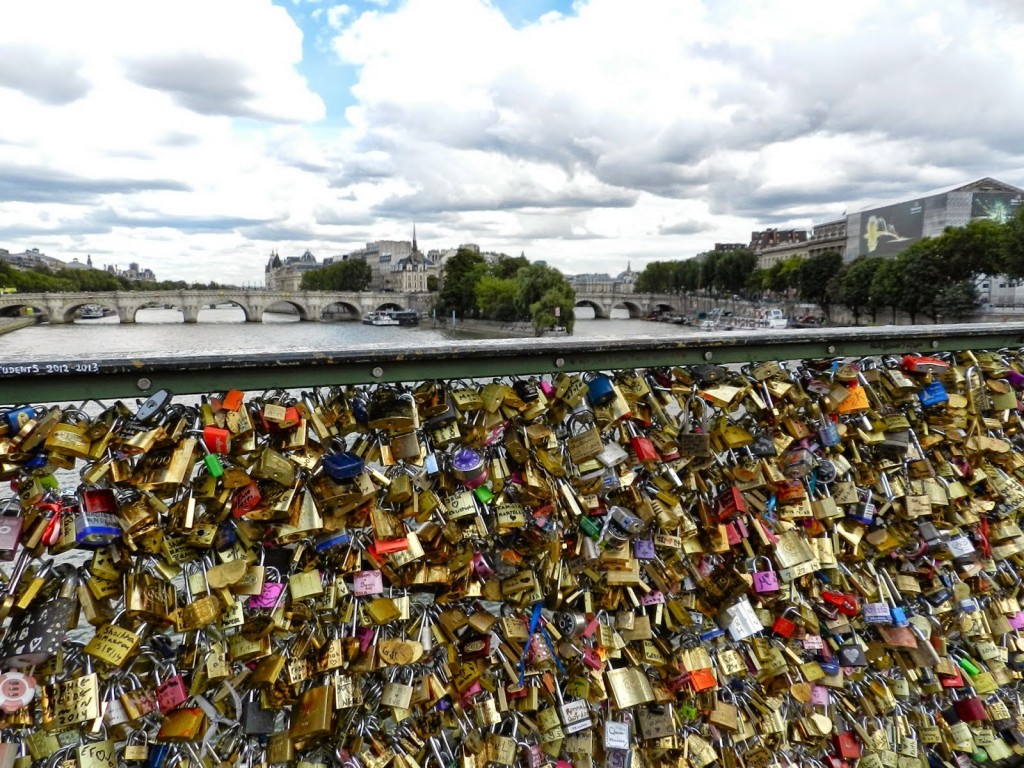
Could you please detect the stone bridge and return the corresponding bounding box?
[572,289,682,318]
[0,290,431,324]
[0,288,681,324]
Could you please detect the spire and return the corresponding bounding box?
[412,224,418,254]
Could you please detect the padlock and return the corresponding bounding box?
[584,372,616,408]
[751,557,779,594]
[153,661,189,714]
[772,606,800,638]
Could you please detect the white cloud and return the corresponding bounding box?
[1,0,1023,284]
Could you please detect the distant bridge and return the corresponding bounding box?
[0,288,683,324]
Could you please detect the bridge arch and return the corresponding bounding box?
[264,299,311,322]
[610,300,647,319]
[369,302,410,315]
[59,299,119,324]
[0,301,47,320]
[574,299,609,319]
[195,299,255,323]
[320,301,362,321]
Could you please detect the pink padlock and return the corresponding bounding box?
[752,557,780,593]
[472,552,495,579]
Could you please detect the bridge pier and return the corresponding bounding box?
[182,305,200,324]
[117,307,135,324]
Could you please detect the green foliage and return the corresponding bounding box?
[835,257,883,324]
[50,268,118,291]
[796,251,843,316]
[514,263,573,319]
[894,240,946,323]
[300,259,372,291]
[634,261,675,294]
[475,275,519,321]
[870,258,903,323]
[491,255,530,280]
[426,275,439,292]
[939,219,1006,281]
[1004,207,1024,279]
[934,280,980,322]
[530,284,575,336]
[437,248,488,319]
[635,250,755,297]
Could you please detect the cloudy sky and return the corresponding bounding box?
[1,0,1022,284]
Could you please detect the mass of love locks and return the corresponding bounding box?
[1,350,1024,768]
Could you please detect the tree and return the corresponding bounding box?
[934,280,980,322]
[490,255,529,280]
[796,251,843,318]
[836,257,883,325]
[635,262,676,294]
[938,219,1006,281]
[426,275,439,292]
[514,263,573,319]
[530,284,575,336]
[475,275,519,321]
[300,259,372,291]
[870,257,903,324]
[714,249,757,296]
[894,240,946,323]
[436,248,487,318]
[1004,207,1024,279]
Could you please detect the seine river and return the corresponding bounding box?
[1,306,705,361]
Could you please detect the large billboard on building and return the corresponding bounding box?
[845,179,1023,262]
[859,197,928,257]
[971,192,1023,225]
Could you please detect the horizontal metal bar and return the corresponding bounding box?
[3,322,1024,404]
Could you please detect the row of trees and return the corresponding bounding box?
[299,259,374,292]
[0,262,231,292]
[634,209,1024,324]
[435,249,576,335]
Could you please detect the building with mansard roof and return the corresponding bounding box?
[264,249,324,291]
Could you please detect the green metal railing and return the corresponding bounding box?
[3,322,1024,403]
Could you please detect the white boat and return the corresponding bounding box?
[78,304,108,319]
[363,311,399,326]
[759,308,789,329]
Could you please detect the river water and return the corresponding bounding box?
[0,306,704,361]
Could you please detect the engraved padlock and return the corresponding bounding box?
[751,557,780,594]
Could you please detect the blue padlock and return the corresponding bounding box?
[322,451,364,481]
[584,373,616,407]
[889,605,909,627]
[2,406,37,434]
[315,529,350,553]
[146,743,171,768]
[918,380,949,407]
[819,657,840,676]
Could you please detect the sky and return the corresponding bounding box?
[1,0,1023,285]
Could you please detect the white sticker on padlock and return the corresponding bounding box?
[947,536,975,557]
[604,721,630,751]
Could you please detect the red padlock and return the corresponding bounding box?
[715,486,748,522]
[832,730,862,760]
[624,421,658,462]
[772,607,800,638]
[231,481,262,518]
[688,668,717,692]
[201,425,231,454]
[821,590,859,617]
[953,689,989,722]
[155,665,189,714]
